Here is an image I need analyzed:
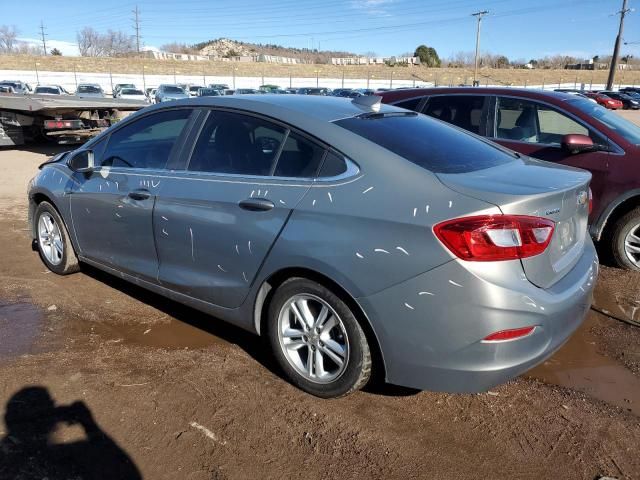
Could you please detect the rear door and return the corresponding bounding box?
[154,109,326,308]
[491,96,611,220]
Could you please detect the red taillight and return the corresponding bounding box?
[588,188,593,214]
[482,326,536,342]
[44,119,82,130]
[434,215,555,261]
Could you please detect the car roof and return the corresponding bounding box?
[378,87,581,104]
[140,94,405,122]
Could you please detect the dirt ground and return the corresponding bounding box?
[1,140,640,479]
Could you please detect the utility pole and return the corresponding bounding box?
[472,10,488,86]
[39,20,47,56]
[132,5,141,54]
[607,0,631,90]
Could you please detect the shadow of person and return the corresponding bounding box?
[0,386,141,480]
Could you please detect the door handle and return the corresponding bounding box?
[128,189,151,200]
[238,198,275,212]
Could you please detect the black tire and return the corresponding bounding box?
[34,201,80,275]
[611,206,640,271]
[267,277,371,398]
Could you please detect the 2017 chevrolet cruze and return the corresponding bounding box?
[28,95,597,398]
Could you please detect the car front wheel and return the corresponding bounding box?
[267,278,371,398]
[34,201,80,275]
[611,207,640,271]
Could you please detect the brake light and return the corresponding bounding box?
[482,326,536,342]
[588,188,593,214]
[433,215,555,261]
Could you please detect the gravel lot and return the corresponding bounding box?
[0,117,639,479]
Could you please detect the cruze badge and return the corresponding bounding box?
[577,190,588,206]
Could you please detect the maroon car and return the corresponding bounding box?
[379,87,640,270]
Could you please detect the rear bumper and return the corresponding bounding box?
[357,239,598,393]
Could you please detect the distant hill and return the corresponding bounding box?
[192,38,358,63]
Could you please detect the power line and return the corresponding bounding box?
[607,0,632,90]
[132,5,142,53]
[39,20,48,56]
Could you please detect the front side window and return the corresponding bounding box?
[495,97,602,146]
[188,111,286,175]
[100,109,192,169]
[423,95,487,135]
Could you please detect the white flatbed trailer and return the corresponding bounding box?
[0,94,147,146]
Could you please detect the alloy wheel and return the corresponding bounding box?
[277,294,350,384]
[38,212,63,266]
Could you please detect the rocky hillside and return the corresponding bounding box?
[194,38,356,63]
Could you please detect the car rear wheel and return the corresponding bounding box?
[267,278,371,398]
[611,207,640,271]
[35,201,80,275]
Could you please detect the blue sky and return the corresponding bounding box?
[4,0,640,60]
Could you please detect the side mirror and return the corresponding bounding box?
[68,150,94,173]
[561,134,596,154]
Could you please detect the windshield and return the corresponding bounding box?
[163,86,184,93]
[0,82,18,88]
[569,97,640,145]
[335,113,516,174]
[198,89,219,96]
[77,85,101,93]
[122,89,144,95]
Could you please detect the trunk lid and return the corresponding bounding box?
[437,157,591,289]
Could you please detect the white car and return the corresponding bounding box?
[116,88,148,103]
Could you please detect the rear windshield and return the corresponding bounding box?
[35,87,59,94]
[163,86,184,93]
[77,85,101,93]
[122,89,143,95]
[334,113,516,173]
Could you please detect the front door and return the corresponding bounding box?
[69,108,193,281]
[155,109,326,308]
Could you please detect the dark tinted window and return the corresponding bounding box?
[335,113,516,174]
[100,109,191,169]
[318,151,347,177]
[394,97,422,111]
[189,111,286,175]
[273,132,325,177]
[77,85,102,93]
[423,95,487,135]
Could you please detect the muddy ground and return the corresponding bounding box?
[0,144,639,480]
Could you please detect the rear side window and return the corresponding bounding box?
[318,151,347,177]
[423,95,487,135]
[335,113,516,174]
[272,132,325,178]
[101,109,191,169]
[188,111,286,176]
[394,97,422,112]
